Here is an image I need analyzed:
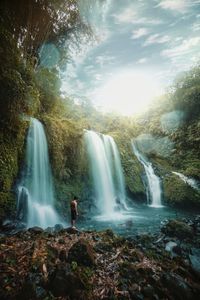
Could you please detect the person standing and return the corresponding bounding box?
[70,196,78,228]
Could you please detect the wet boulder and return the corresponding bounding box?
[161,220,193,240]
[1,219,17,232]
[54,224,63,232]
[142,284,155,299]
[49,265,87,298]
[59,249,67,262]
[44,227,55,236]
[94,241,113,253]
[66,226,79,234]
[165,241,182,257]
[17,280,37,300]
[68,239,96,267]
[161,272,193,300]
[189,248,200,277]
[17,273,47,300]
[165,241,177,252]
[28,226,44,234]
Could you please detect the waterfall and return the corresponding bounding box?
[84,130,128,216]
[172,171,200,191]
[103,135,128,209]
[17,118,62,228]
[132,142,163,207]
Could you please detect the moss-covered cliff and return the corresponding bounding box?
[0,25,39,219]
[108,130,146,201]
[132,68,200,209]
[41,115,92,216]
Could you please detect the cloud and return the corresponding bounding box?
[85,65,95,72]
[162,36,200,58]
[174,36,184,42]
[113,6,163,25]
[132,17,163,25]
[192,22,200,31]
[157,0,200,13]
[114,7,136,23]
[137,57,148,64]
[95,74,103,81]
[144,34,171,46]
[190,54,200,62]
[95,55,115,66]
[131,28,149,39]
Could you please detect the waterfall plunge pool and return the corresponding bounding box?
[78,205,196,237]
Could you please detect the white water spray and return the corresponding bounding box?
[84,130,128,217]
[17,118,62,228]
[172,171,200,191]
[103,135,128,209]
[132,142,163,207]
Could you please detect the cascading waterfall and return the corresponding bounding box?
[172,171,200,191]
[84,130,128,216]
[17,118,62,228]
[132,142,163,207]
[103,135,128,210]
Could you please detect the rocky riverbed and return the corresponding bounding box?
[1,217,200,300]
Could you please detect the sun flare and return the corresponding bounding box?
[92,71,163,115]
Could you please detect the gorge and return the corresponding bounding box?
[0,1,200,299]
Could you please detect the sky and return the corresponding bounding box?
[61,0,200,115]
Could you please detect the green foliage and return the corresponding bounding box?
[132,65,200,209]
[42,115,83,179]
[0,24,40,131]
[0,192,15,220]
[163,174,200,208]
[0,0,82,63]
[35,68,61,114]
[0,121,28,219]
[172,66,200,120]
[0,22,39,221]
[71,261,78,271]
[108,130,146,200]
[0,1,93,219]
[0,69,25,128]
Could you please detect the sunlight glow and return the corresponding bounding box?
[92,71,163,115]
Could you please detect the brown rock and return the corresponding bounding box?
[68,239,96,267]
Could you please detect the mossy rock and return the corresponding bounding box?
[49,264,91,299]
[109,131,146,200]
[163,174,200,208]
[184,164,200,180]
[0,119,28,219]
[94,241,114,253]
[68,239,96,267]
[42,115,83,179]
[0,192,16,220]
[161,220,193,239]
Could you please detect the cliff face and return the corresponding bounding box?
[107,131,146,202]
[133,98,200,208]
[0,26,38,220]
[41,115,92,217]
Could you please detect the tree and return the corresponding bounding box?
[171,65,200,120]
[0,0,87,66]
